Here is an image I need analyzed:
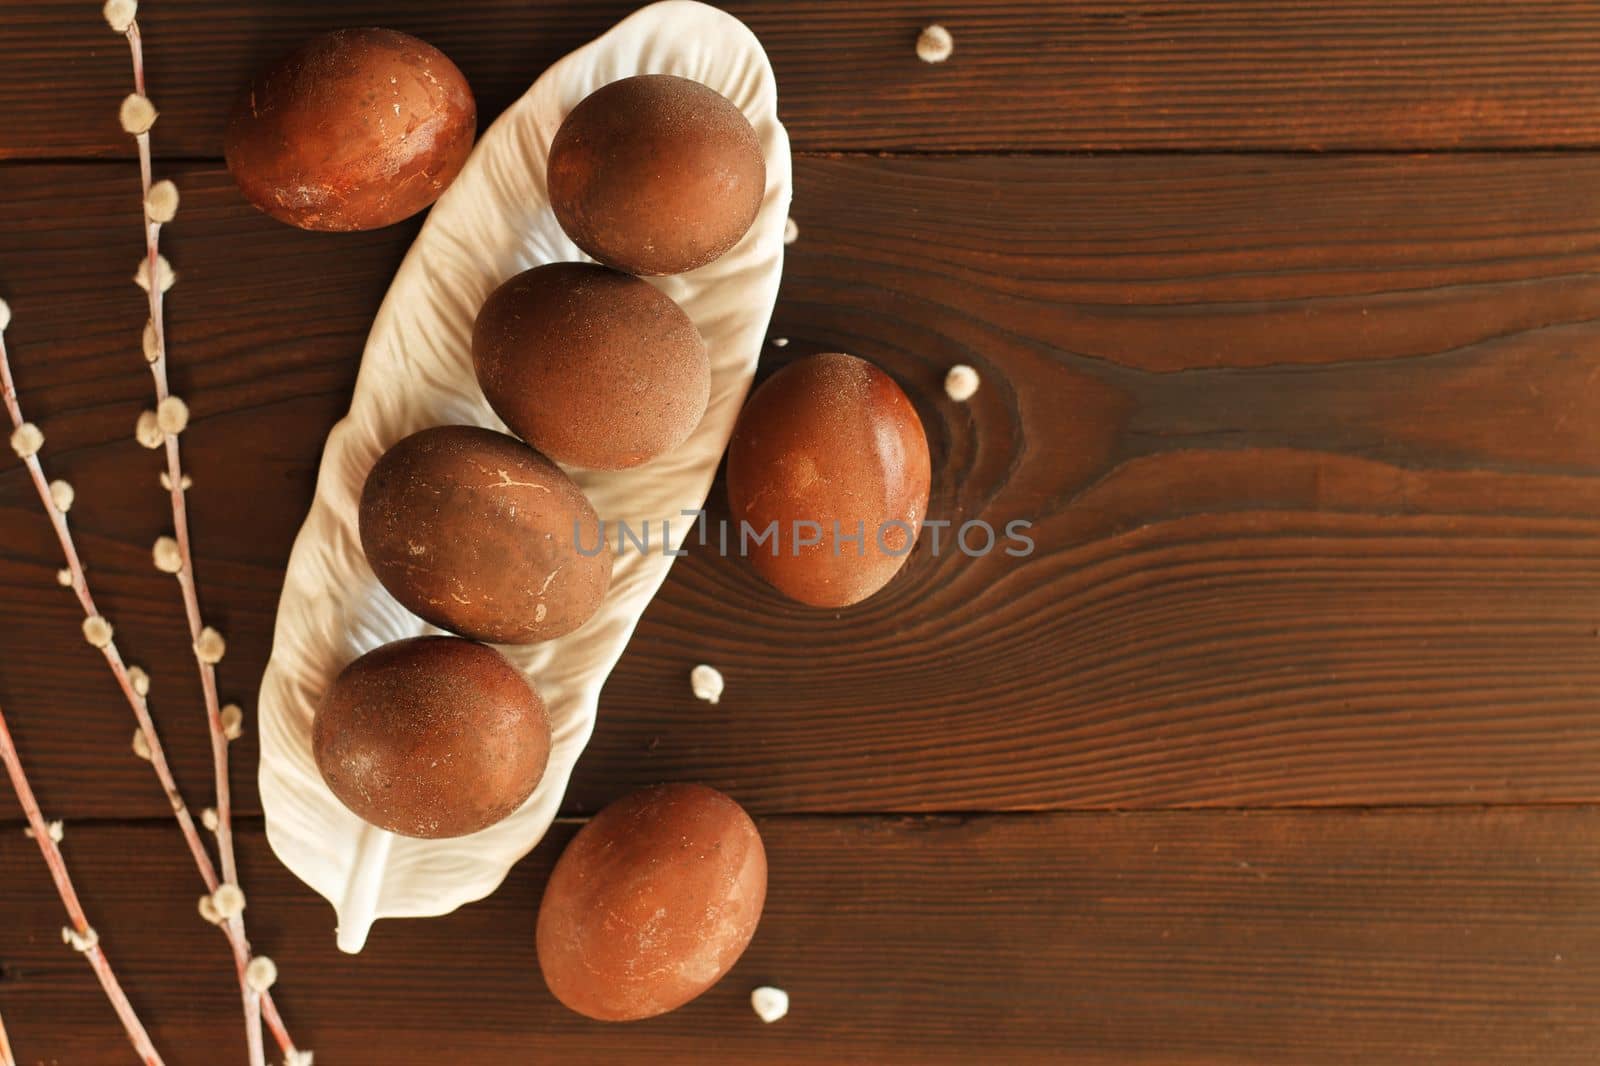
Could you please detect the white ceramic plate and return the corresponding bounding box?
[256,0,790,953]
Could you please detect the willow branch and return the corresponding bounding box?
[108,5,303,1061]
[1,314,296,1065]
[0,702,164,1065]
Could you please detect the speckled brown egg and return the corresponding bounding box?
[472,262,709,470]
[727,352,931,607]
[224,28,476,231]
[359,425,613,643]
[314,636,550,839]
[547,75,765,275]
[537,783,766,1021]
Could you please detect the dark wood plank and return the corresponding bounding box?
[0,809,1595,1064]
[8,1,1600,157]
[2,154,1599,821]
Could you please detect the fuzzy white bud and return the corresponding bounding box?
[751,985,789,1023]
[25,820,64,843]
[160,470,192,491]
[132,727,152,761]
[144,180,179,224]
[56,568,73,587]
[195,626,226,665]
[127,665,151,696]
[103,0,137,33]
[156,395,189,435]
[201,807,219,831]
[135,409,164,449]
[0,298,10,331]
[10,422,43,459]
[220,703,244,741]
[134,254,175,294]
[48,479,74,513]
[119,93,157,135]
[285,1051,315,1066]
[246,955,278,993]
[690,664,725,705]
[211,883,246,920]
[152,535,183,574]
[62,926,100,953]
[82,615,113,648]
[944,364,980,402]
[142,319,161,363]
[917,24,954,63]
[197,893,222,925]
[783,216,799,245]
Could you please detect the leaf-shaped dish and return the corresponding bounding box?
[256,0,790,953]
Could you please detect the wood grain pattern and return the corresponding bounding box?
[1,155,1598,821]
[8,1,1600,157]
[1,810,1595,1064]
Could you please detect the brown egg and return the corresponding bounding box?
[472,263,709,470]
[314,636,550,838]
[547,75,765,275]
[359,425,613,643]
[727,353,931,607]
[537,783,766,1021]
[225,28,476,231]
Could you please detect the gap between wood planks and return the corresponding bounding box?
[17,146,1600,169]
[2,802,1597,834]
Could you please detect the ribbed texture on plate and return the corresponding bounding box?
[256,0,791,953]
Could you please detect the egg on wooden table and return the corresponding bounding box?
[358,425,613,644]
[537,783,767,1021]
[313,636,551,839]
[472,263,710,470]
[727,352,932,607]
[547,74,766,276]
[225,28,476,231]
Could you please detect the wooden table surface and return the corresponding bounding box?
[2,2,1598,1062]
